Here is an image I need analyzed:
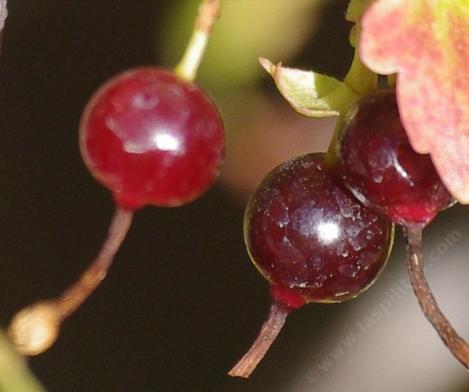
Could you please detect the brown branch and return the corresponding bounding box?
[405,224,469,368]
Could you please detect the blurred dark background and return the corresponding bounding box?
[1,1,469,391]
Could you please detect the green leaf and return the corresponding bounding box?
[260,58,359,117]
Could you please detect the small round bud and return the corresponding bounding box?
[8,301,60,356]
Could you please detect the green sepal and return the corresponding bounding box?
[260,58,360,118]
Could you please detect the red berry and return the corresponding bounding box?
[246,153,393,305]
[80,67,224,210]
[333,89,452,225]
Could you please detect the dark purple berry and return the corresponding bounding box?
[229,152,393,378]
[333,89,452,226]
[246,152,392,305]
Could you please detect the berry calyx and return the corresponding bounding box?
[229,153,393,378]
[333,89,452,226]
[80,68,224,210]
[8,302,60,356]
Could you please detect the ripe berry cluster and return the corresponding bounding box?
[6,0,466,380]
[229,88,454,378]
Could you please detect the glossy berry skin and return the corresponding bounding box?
[334,90,452,225]
[245,153,393,306]
[80,67,224,210]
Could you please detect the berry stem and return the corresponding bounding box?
[8,208,134,356]
[228,301,290,378]
[387,74,396,87]
[174,0,221,82]
[405,224,469,368]
[55,207,134,319]
[344,42,377,97]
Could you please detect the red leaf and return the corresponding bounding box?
[360,0,469,203]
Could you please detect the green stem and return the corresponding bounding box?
[344,41,377,96]
[0,330,45,392]
[346,0,375,24]
[174,0,221,82]
[324,114,346,167]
